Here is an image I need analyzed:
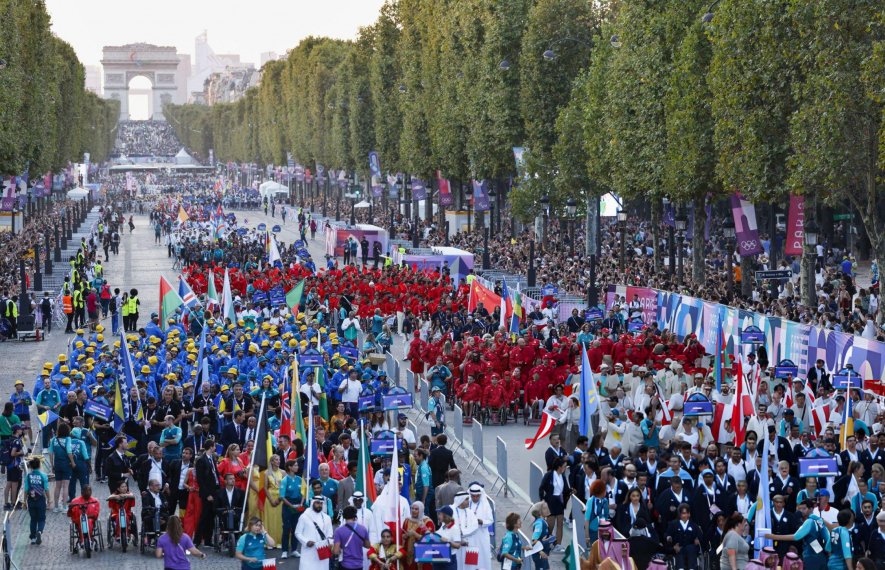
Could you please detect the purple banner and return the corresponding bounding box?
[0,198,13,212]
[372,185,383,198]
[438,176,453,206]
[730,192,764,256]
[472,179,490,212]
[411,178,427,202]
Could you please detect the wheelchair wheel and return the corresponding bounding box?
[96,521,104,551]
[106,519,115,550]
[139,526,146,555]
[227,532,236,558]
[212,521,221,553]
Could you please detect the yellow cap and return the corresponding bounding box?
[141,365,151,374]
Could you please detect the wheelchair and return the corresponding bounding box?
[481,404,508,426]
[105,503,137,553]
[522,398,544,425]
[139,506,166,555]
[68,506,104,558]
[212,507,243,558]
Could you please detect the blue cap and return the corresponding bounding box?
[701,469,714,477]
[436,506,453,517]
[817,489,830,498]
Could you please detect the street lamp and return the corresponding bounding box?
[675,211,688,286]
[804,219,819,247]
[610,35,622,48]
[412,181,420,248]
[0,59,7,71]
[803,219,820,305]
[464,185,473,233]
[702,0,722,22]
[723,218,736,297]
[498,59,511,71]
[663,196,675,279]
[541,37,593,61]
[567,198,577,256]
[488,187,497,238]
[539,194,550,253]
[618,210,628,273]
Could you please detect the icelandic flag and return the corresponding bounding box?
[579,345,599,436]
[178,276,200,309]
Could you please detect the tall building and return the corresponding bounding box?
[260,51,279,66]
[187,31,252,102]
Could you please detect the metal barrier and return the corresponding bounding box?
[570,497,587,551]
[489,437,509,497]
[524,461,544,520]
[465,420,484,472]
[406,370,415,396]
[452,405,464,453]
[385,351,399,386]
[419,379,429,415]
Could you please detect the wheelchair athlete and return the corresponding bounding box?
[140,478,171,538]
[68,485,101,551]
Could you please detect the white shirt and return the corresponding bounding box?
[340,378,362,404]
[552,472,563,496]
[178,462,190,490]
[149,458,163,486]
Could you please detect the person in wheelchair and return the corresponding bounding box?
[214,472,245,533]
[68,484,101,547]
[141,478,170,536]
[482,375,507,423]
[458,375,483,421]
[107,479,137,540]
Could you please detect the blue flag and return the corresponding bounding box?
[119,332,141,421]
[195,325,208,392]
[307,405,320,481]
[579,346,599,436]
[755,435,773,556]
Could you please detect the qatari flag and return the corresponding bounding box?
[785,194,805,256]
[411,178,427,201]
[730,192,764,256]
[437,172,452,206]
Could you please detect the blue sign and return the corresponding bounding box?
[252,290,268,304]
[272,225,281,233]
[269,286,286,306]
[683,394,714,417]
[798,457,839,478]
[299,354,324,367]
[774,360,799,380]
[541,284,559,296]
[338,346,359,361]
[358,394,375,413]
[257,223,267,231]
[833,372,863,390]
[84,400,112,422]
[627,318,645,333]
[585,307,604,321]
[382,390,413,411]
[415,537,451,563]
[740,326,765,344]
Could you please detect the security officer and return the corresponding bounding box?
[127,289,140,331]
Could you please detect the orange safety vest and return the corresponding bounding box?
[62,295,73,314]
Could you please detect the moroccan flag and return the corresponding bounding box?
[356,420,377,506]
[160,275,184,327]
[286,279,305,312]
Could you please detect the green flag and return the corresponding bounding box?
[159,276,184,327]
[207,270,219,305]
[286,279,305,312]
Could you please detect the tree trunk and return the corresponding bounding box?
[652,200,662,273]
[741,255,753,298]
[586,195,598,257]
[692,200,706,285]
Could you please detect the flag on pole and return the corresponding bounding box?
[268,232,282,267]
[373,433,403,543]
[206,270,219,307]
[286,279,305,312]
[840,395,854,449]
[113,377,127,431]
[754,435,774,557]
[525,412,557,449]
[306,403,320,481]
[579,346,599,436]
[221,268,236,322]
[251,395,274,470]
[562,521,582,570]
[509,287,523,335]
[356,419,377,506]
[35,410,59,431]
[194,325,208,392]
[120,332,142,422]
[178,276,200,309]
[732,361,752,447]
[500,281,512,330]
[279,379,292,440]
[713,315,727,391]
[160,276,185,327]
[177,206,189,223]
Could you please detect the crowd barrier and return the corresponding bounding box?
[452,405,465,453]
[489,436,509,497]
[465,420,484,473]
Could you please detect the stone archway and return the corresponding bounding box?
[101,43,185,121]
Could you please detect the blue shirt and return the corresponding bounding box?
[827,526,852,570]
[161,426,183,458]
[236,532,267,569]
[10,391,31,417]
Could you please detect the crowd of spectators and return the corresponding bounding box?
[112,121,183,157]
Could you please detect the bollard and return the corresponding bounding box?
[56,224,65,257]
[66,210,72,240]
[18,260,28,318]
[44,233,52,274]
[33,244,42,291]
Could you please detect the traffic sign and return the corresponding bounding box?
[833,213,854,221]
[755,270,792,281]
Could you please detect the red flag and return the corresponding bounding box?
[468,279,502,314]
[732,361,747,447]
[812,403,830,436]
[711,402,730,442]
[524,412,556,450]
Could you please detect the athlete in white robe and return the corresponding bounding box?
[295,497,334,570]
[451,491,480,569]
[467,483,494,570]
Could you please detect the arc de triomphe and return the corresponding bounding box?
[101,43,186,121]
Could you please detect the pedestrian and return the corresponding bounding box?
[39,292,52,334]
[24,457,47,545]
[332,505,371,570]
[236,516,276,570]
[155,514,206,569]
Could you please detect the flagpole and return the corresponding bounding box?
[240,391,267,532]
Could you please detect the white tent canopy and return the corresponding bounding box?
[259,181,289,199]
[354,200,371,209]
[174,148,197,165]
[67,187,89,201]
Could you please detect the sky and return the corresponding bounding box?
[44,0,386,68]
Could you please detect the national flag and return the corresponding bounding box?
[373,433,403,543]
[840,396,854,448]
[120,331,138,417]
[268,232,282,267]
[291,362,306,444]
[113,377,127,431]
[160,275,185,327]
[500,281,512,330]
[206,270,219,307]
[250,394,274,470]
[286,279,305,311]
[178,276,200,309]
[216,393,227,414]
[221,268,236,322]
[812,403,830,436]
[306,403,320,481]
[177,206,189,223]
[467,278,501,314]
[35,410,59,431]
[732,361,753,447]
[755,435,773,557]
[711,401,731,442]
[279,380,292,441]
[510,287,523,335]
[356,419,377,506]
[652,380,673,426]
[579,346,599,436]
[562,522,582,570]
[525,412,557,450]
[194,326,208,392]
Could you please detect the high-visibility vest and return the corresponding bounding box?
[5,300,17,319]
[72,290,83,308]
[121,299,130,317]
[128,296,139,313]
[62,296,73,314]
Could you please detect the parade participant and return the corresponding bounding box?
[294,495,334,569]
[279,458,304,559]
[24,457,48,545]
[434,506,462,570]
[766,499,831,570]
[235,516,276,570]
[402,500,435,570]
[67,484,100,549]
[156,515,207,568]
[107,479,136,544]
[530,501,554,570]
[368,528,406,570]
[262,453,284,543]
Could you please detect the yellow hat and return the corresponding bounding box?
[60,365,70,373]
[85,347,95,353]
[96,372,104,378]
[237,320,245,327]
[85,358,95,365]
[183,382,193,388]
[96,334,104,342]
[249,343,259,354]
[75,329,84,335]
[319,327,327,334]
[190,370,197,377]
[299,325,307,331]
[95,325,104,333]
[215,327,224,334]
[261,323,270,330]
[14,380,23,386]
[141,365,151,374]
[273,341,282,349]
[75,341,85,349]
[220,335,229,343]
[187,353,196,361]
[166,373,177,380]
[44,361,53,369]
[149,336,160,344]
[261,340,270,347]
[148,356,159,365]
[269,330,279,337]
[77,354,85,361]
[299,340,308,347]
[227,367,239,376]
[220,384,230,391]
[40,369,50,376]
[288,339,297,348]
[61,377,71,385]
[113,341,121,348]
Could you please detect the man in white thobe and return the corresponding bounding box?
[466,483,493,570]
[451,490,480,569]
[295,496,334,570]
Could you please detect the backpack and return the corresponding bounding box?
[0,438,13,465]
